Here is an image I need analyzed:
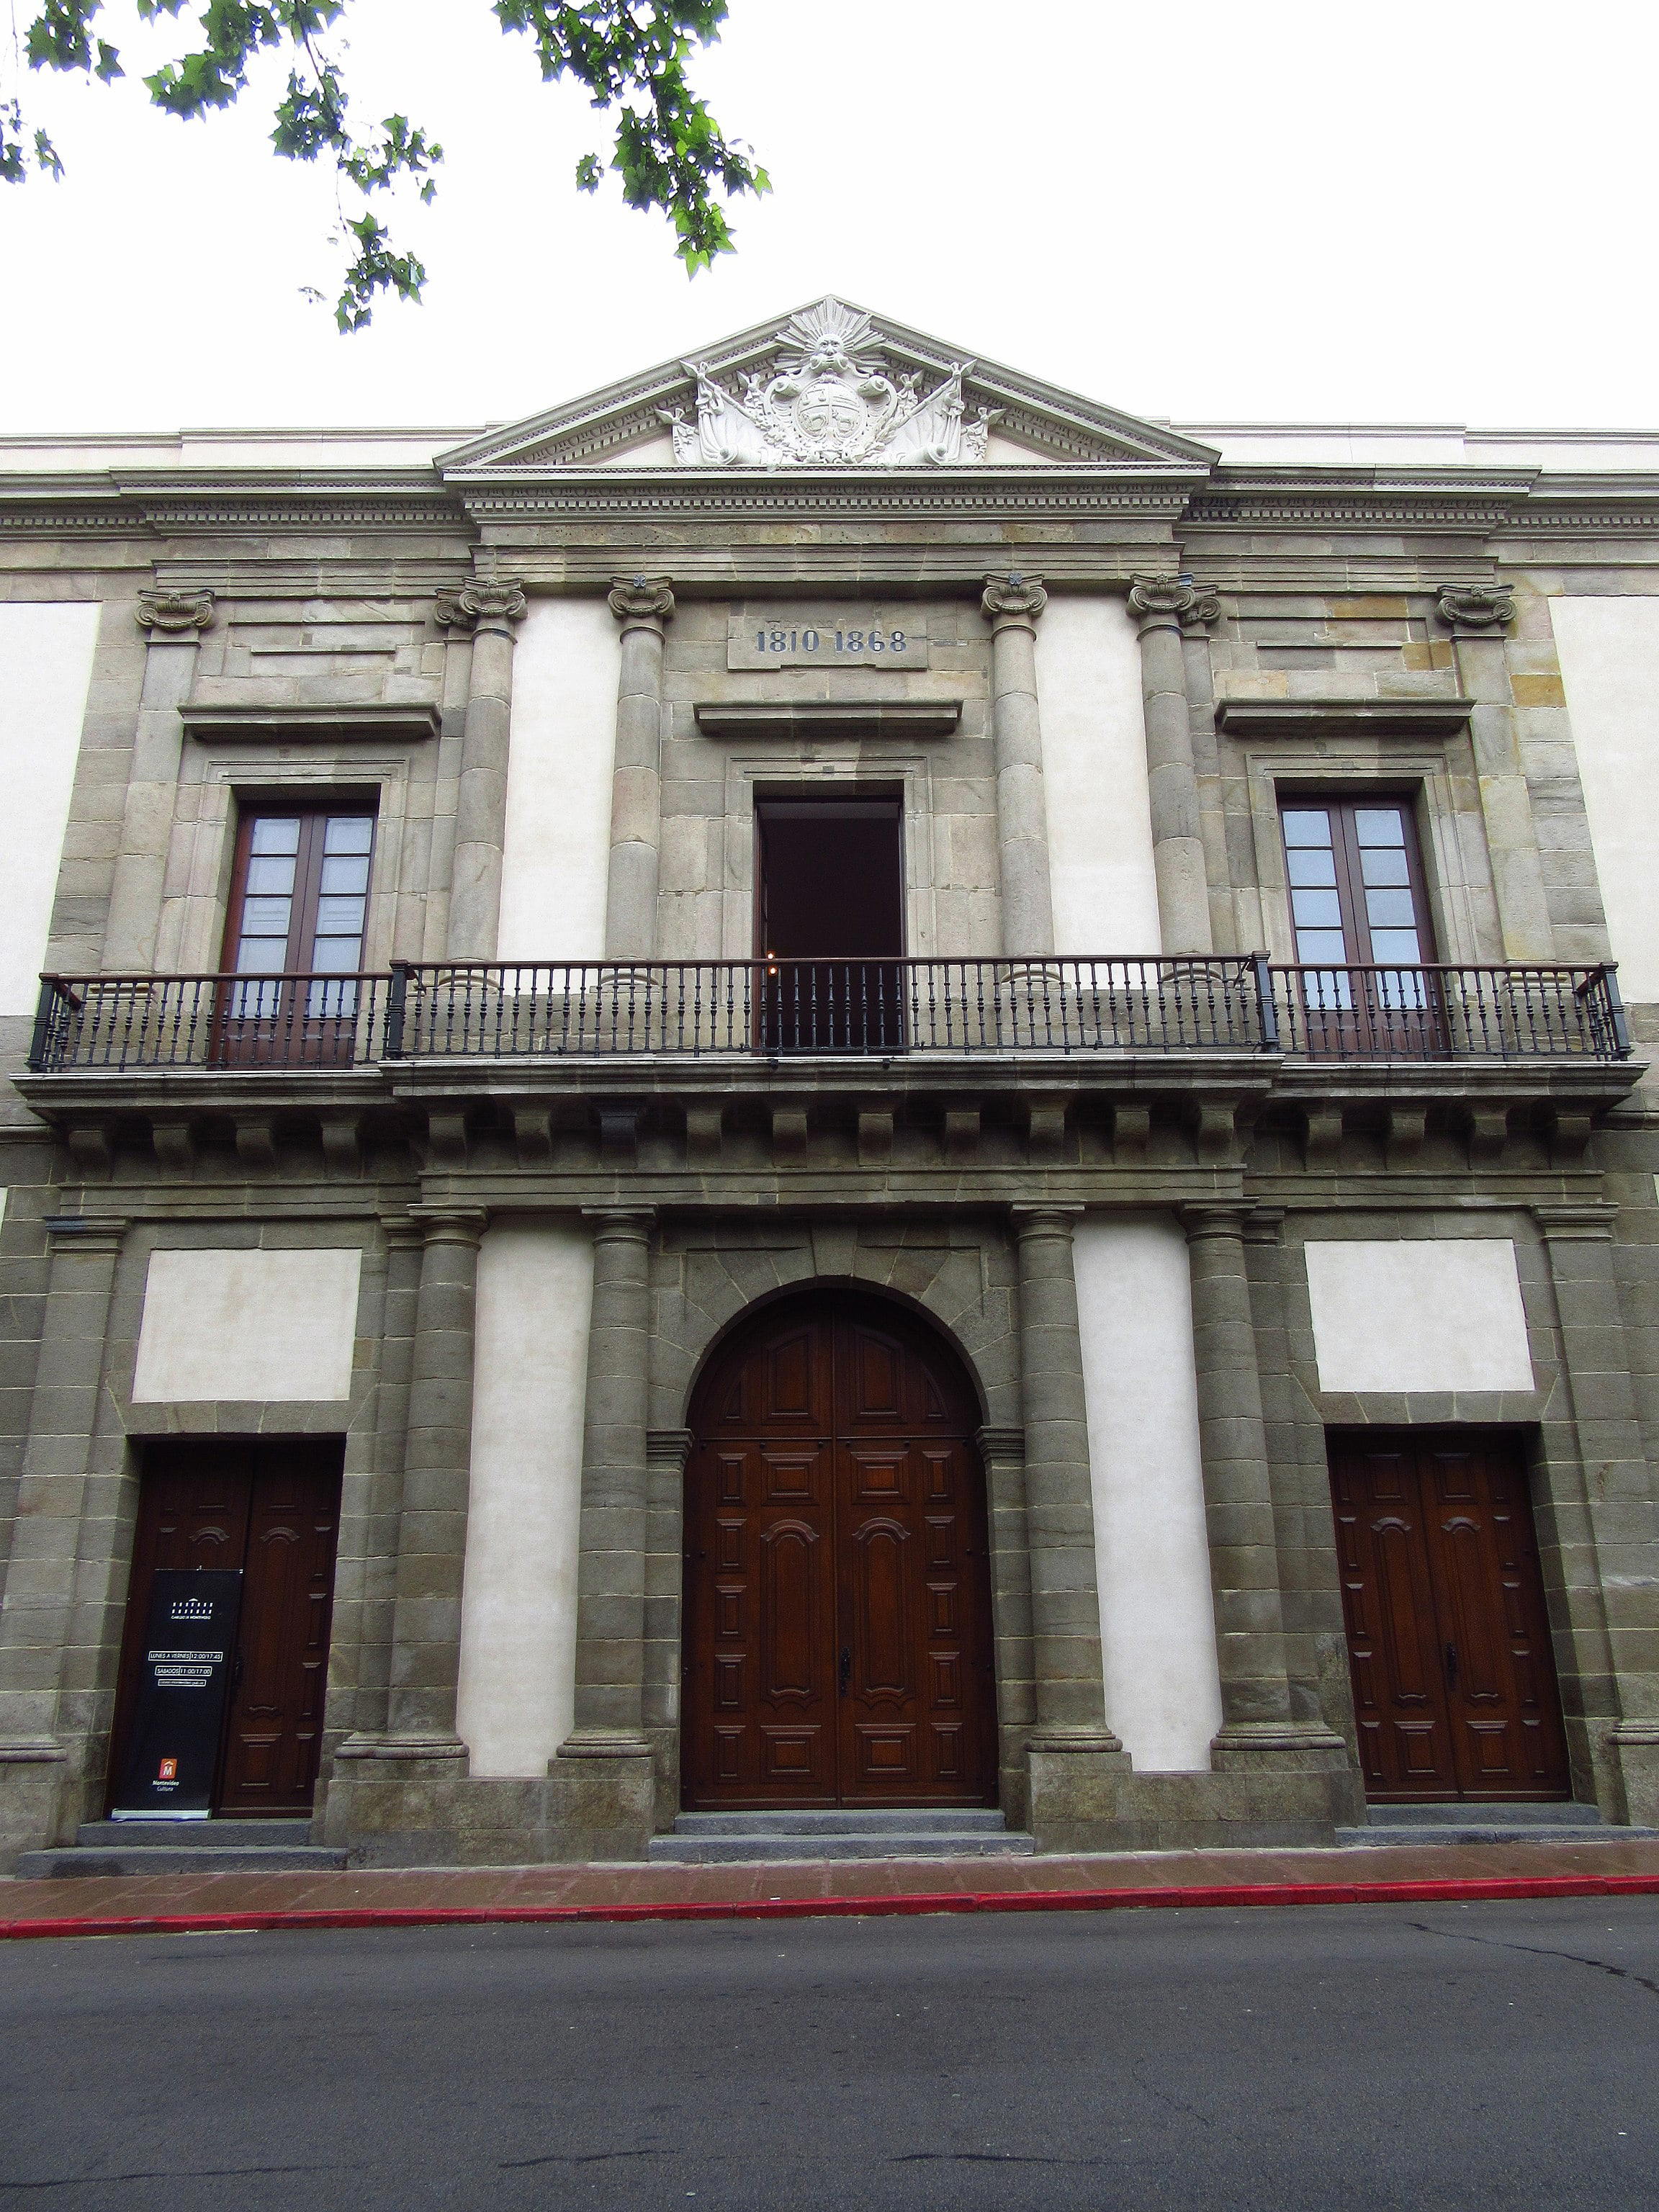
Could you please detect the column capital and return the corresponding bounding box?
[408,1205,488,1246]
[1435,583,1515,637]
[981,571,1048,630]
[1126,575,1213,636]
[1010,1203,1083,1243]
[1533,1201,1618,1242]
[135,588,213,634]
[607,574,676,629]
[435,578,529,634]
[581,1205,656,1241]
[1178,1200,1253,1243]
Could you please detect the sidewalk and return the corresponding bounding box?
[6,1836,1659,1939]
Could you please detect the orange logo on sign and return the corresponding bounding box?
[158,1758,177,1781]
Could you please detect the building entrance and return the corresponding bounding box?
[680,1290,997,1809]
[107,1440,343,1818]
[1327,1430,1570,1802]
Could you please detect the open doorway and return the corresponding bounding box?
[754,793,905,1050]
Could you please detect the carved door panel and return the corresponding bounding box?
[683,1294,995,1809]
[1328,1431,1568,1804]
[109,1441,343,1819]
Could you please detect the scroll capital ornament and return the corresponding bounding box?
[607,575,676,628]
[1435,583,1515,636]
[435,579,529,632]
[981,572,1048,629]
[135,588,214,636]
[1127,576,1206,634]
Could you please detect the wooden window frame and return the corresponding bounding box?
[1278,787,1439,968]
[220,797,378,976]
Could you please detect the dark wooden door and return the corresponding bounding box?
[682,1294,994,1808]
[1328,1431,1569,1801]
[109,1441,343,1818]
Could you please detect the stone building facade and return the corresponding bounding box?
[0,296,1655,1869]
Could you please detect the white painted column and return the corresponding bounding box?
[1072,1213,1224,1769]
[455,1220,595,1778]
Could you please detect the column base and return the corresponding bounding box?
[1610,1722,1659,1828]
[0,1737,73,1872]
[1025,1721,1362,1852]
[547,1734,656,1862]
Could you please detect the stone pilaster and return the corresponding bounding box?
[1534,1204,1659,1825]
[1437,585,1555,961]
[0,1215,125,1865]
[1181,1204,1354,1795]
[436,580,528,961]
[552,1208,657,1859]
[344,1216,426,1740]
[1128,578,1213,955]
[981,575,1056,958]
[604,577,675,963]
[103,592,214,971]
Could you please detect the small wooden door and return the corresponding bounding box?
[1328,1431,1569,1802]
[682,1293,996,1808]
[109,1441,343,1817]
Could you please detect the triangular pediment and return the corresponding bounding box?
[438,297,1218,477]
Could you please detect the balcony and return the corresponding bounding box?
[27,957,1632,1073]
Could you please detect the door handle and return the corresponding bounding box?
[1444,1641,1459,1689]
[838,1646,851,1696]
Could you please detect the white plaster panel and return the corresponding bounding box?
[132,1247,361,1402]
[1035,597,1162,954]
[1550,596,1659,998]
[457,1220,594,1779]
[498,598,620,961]
[0,602,100,1015]
[1305,1240,1534,1393]
[1074,1215,1223,1771]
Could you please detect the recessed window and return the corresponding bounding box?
[224,806,376,977]
[1280,796,1434,968]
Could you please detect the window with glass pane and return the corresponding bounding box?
[1280,795,1434,984]
[223,807,375,1015]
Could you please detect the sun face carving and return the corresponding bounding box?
[659,297,1000,469]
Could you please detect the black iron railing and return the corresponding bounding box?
[27,958,1630,1073]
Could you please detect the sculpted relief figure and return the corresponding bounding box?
[661,295,999,469]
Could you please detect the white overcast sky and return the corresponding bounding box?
[4,0,1656,436]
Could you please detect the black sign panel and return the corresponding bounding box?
[109,1570,243,1820]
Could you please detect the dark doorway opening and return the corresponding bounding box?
[1327,1428,1570,1802]
[681,1288,998,1810]
[755,795,905,1051]
[108,1439,343,1819]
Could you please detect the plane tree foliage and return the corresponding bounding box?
[3,1,768,328]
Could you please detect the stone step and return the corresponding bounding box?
[1337,1823,1655,1849]
[670,1808,1012,1838]
[649,1830,1036,1864]
[80,1819,318,1848]
[1359,1802,1606,1829]
[17,1842,348,1879]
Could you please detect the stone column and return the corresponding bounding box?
[0,1215,125,1861]
[1535,1205,1659,1826]
[981,575,1056,958]
[350,1216,426,1740]
[436,580,528,962]
[552,1208,656,1859]
[1128,577,1214,955]
[1437,585,1555,961]
[603,577,675,962]
[103,591,213,972]
[1010,1208,1115,1747]
[378,1206,486,1752]
[1180,1205,1309,1743]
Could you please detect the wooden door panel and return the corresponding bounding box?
[683,1294,996,1809]
[1328,1430,1569,1806]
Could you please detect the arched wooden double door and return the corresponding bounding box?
[682,1292,997,1809]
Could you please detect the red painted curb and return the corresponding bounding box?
[3,1871,1657,1941]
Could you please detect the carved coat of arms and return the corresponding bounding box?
[661,297,999,469]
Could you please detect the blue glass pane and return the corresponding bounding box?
[1364,888,1418,927]
[250,817,301,856]
[1358,847,1410,887]
[1368,929,1423,963]
[246,856,297,894]
[1290,889,1342,927]
[1282,810,1333,847]
[1354,809,1406,845]
[324,817,374,855]
[1287,849,1338,887]
[1295,930,1348,963]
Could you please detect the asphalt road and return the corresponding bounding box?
[1,1897,1655,2211]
